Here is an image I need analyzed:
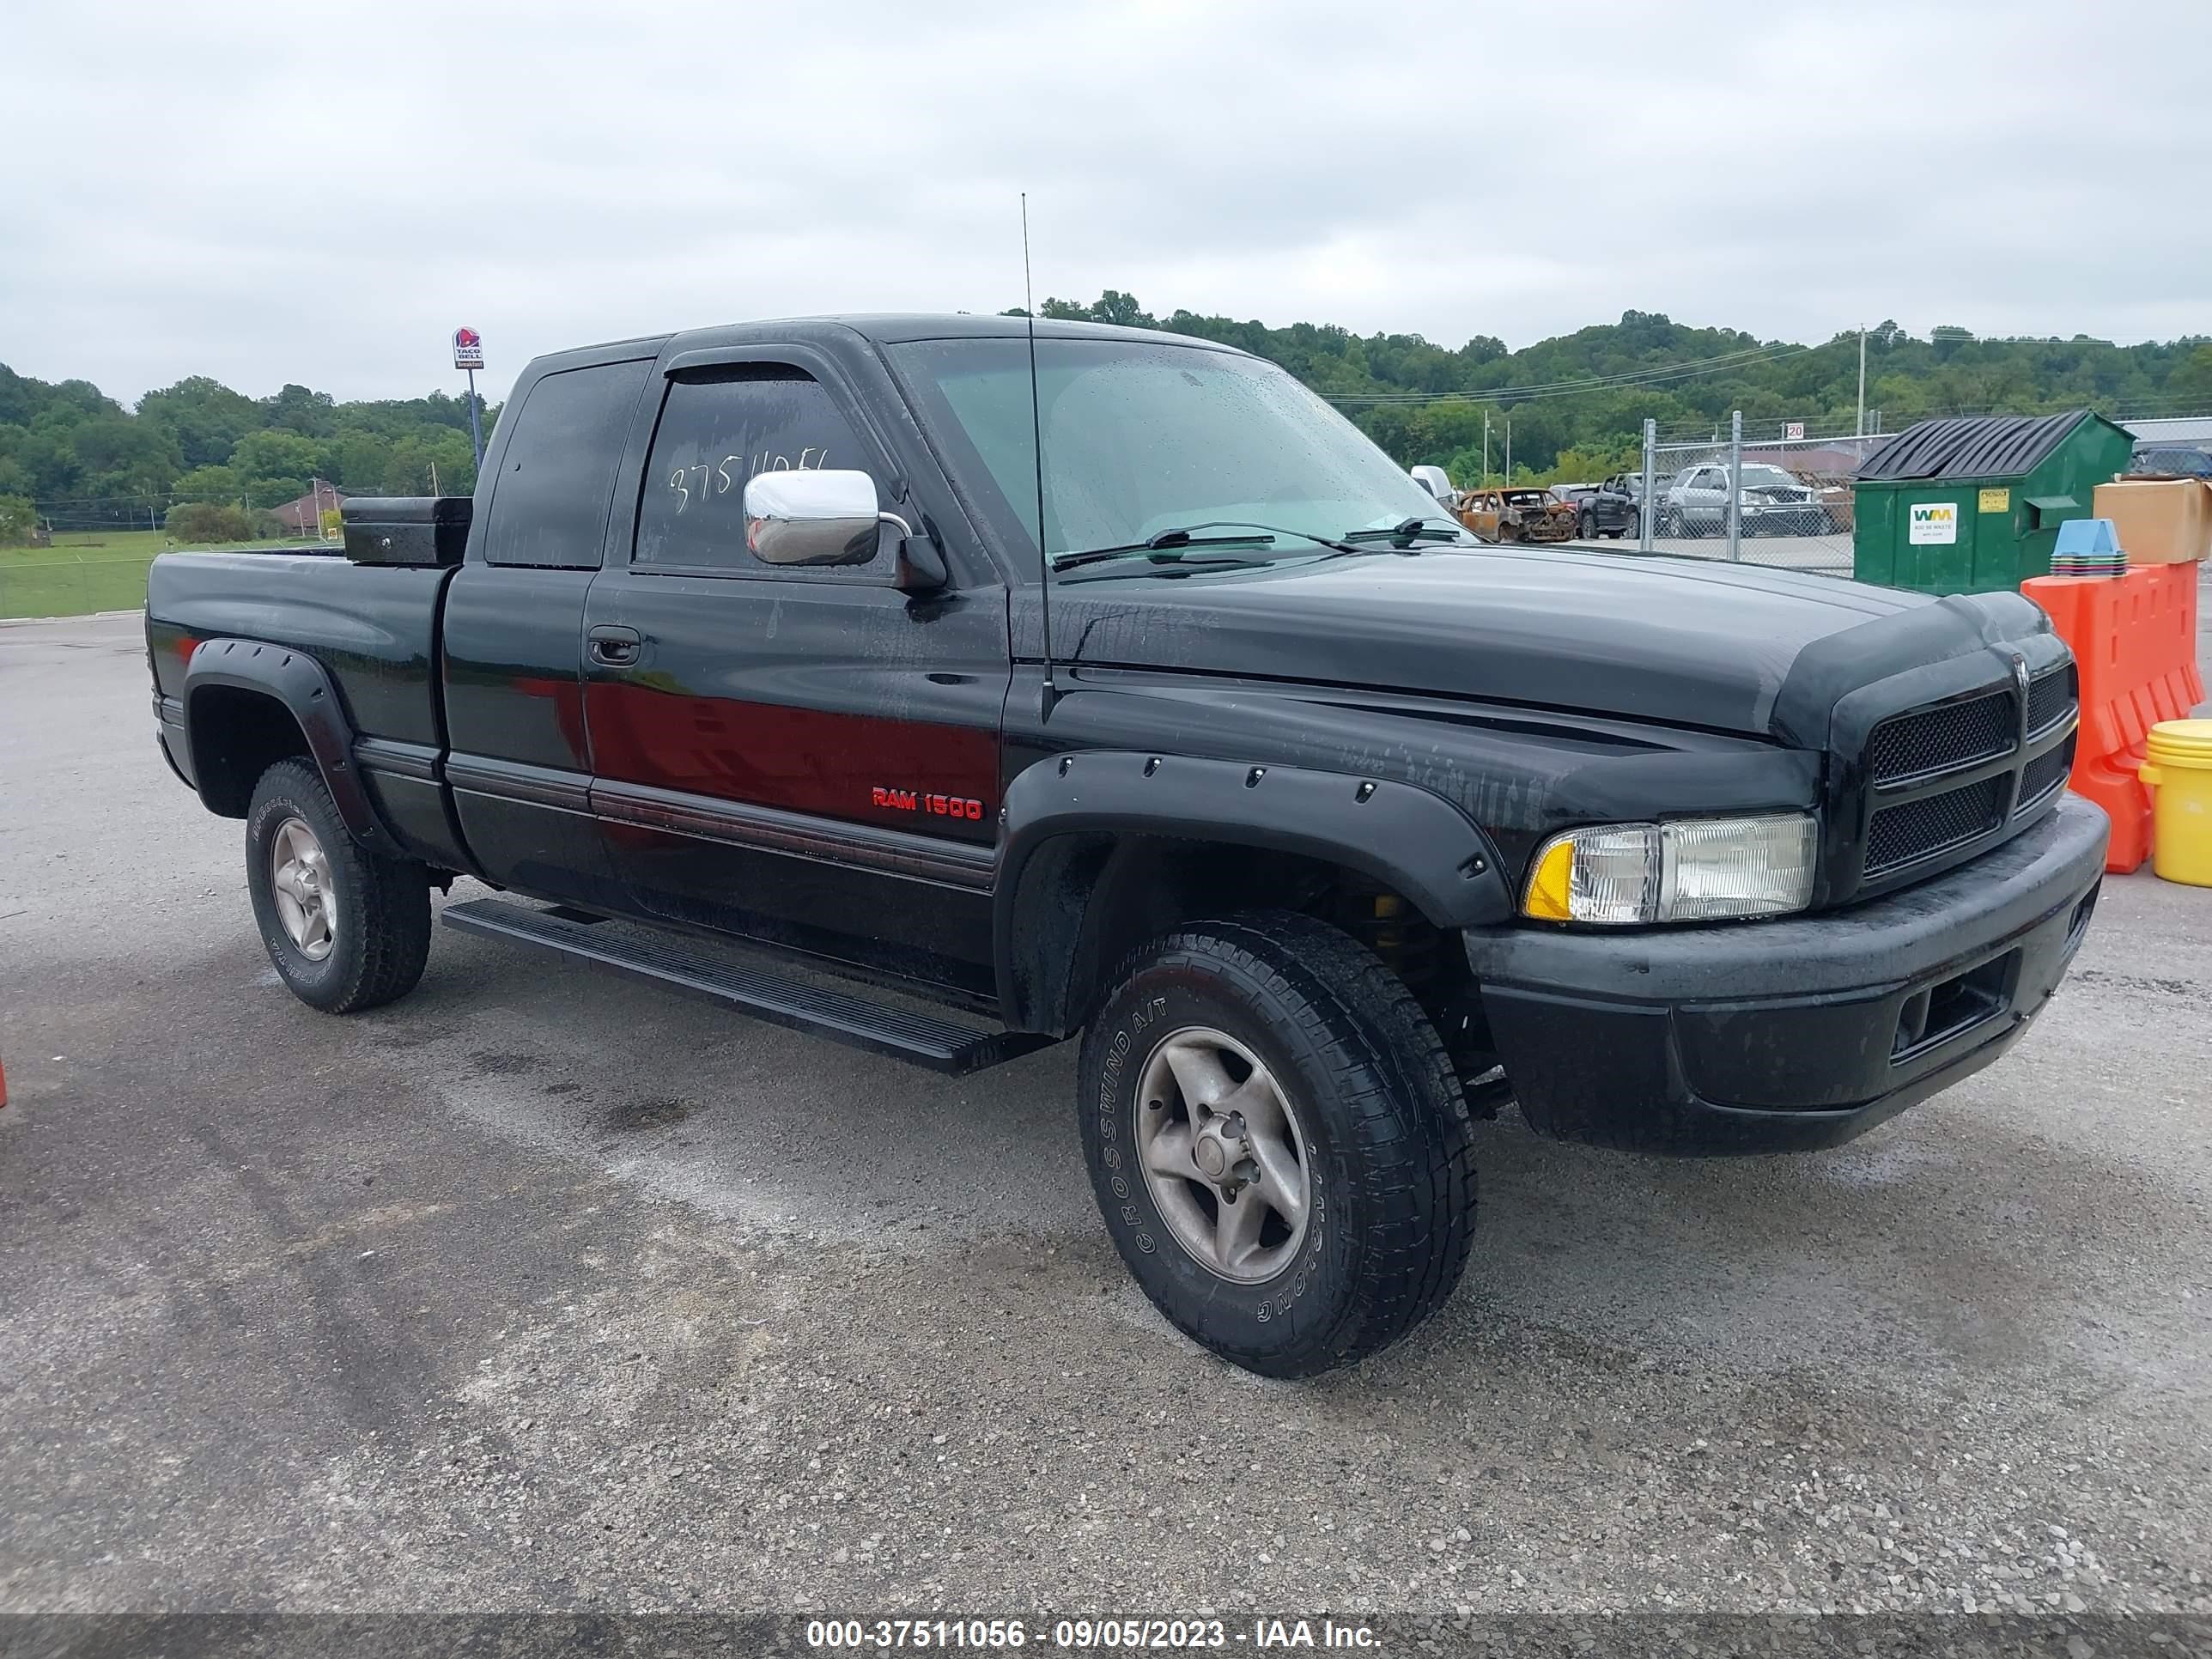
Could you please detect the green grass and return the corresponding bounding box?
[0,530,279,621]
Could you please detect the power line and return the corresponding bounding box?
[1328,342,1818,406]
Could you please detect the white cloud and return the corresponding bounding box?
[0,0,2198,406]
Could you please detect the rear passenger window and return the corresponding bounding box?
[483,359,652,568]
[635,368,878,573]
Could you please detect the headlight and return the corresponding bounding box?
[1522,814,1818,924]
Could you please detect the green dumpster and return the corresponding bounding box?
[1851,410,2135,594]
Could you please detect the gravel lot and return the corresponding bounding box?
[3,607,2210,1621]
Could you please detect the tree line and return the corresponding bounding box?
[1018,293,2212,487]
[5,297,2209,541]
[0,367,494,537]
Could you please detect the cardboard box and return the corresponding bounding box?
[2094,477,2212,565]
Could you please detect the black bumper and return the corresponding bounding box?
[153,692,194,789]
[1462,796,2109,1156]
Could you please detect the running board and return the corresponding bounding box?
[441,898,1053,1075]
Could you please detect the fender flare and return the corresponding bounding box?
[181,637,402,856]
[994,750,1513,1027]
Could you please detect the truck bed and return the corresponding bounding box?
[146,549,455,751]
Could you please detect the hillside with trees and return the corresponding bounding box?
[4,297,2208,540]
[0,367,490,536]
[1024,294,2212,486]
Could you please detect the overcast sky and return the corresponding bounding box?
[2,0,2201,408]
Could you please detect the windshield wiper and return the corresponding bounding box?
[1048,520,1368,571]
[1048,529,1275,571]
[1338,516,1467,550]
[1057,556,1273,583]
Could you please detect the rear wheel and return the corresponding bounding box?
[1078,912,1477,1377]
[1577,509,1597,540]
[246,759,431,1013]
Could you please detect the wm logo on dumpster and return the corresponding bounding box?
[1908,502,1960,545]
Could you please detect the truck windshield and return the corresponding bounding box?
[886,337,1467,570]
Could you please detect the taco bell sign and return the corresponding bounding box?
[453,327,484,372]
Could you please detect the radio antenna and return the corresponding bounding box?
[1022,192,1056,718]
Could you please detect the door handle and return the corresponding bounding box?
[587,625,641,666]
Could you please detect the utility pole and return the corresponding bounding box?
[1856,325,1868,437]
[1482,409,1491,487]
[1504,415,1512,483]
[1639,417,1656,552]
[1725,410,1744,562]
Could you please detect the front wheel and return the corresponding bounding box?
[246,759,431,1013]
[1078,912,1476,1376]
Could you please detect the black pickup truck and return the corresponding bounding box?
[1561,479,1639,539]
[147,314,2106,1377]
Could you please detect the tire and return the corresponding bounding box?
[246,758,431,1014]
[1577,509,1597,540]
[1078,911,1476,1377]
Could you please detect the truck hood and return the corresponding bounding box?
[1053,546,1969,737]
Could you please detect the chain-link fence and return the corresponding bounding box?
[1599,415,1893,576]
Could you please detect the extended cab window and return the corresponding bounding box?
[635,368,878,573]
[483,359,651,568]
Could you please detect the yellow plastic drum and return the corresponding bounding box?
[2140,720,2212,887]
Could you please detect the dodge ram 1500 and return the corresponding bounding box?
[148,314,2106,1376]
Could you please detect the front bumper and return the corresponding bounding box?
[1745,504,1826,535]
[1462,795,2108,1155]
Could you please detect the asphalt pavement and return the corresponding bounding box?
[3,609,2210,1620]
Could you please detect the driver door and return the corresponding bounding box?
[580,349,1011,999]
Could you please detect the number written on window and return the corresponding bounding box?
[665,447,833,514]
[636,372,872,570]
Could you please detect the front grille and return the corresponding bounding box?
[1865,775,2010,877]
[2025,664,2075,736]
[2016,734,2076,814]
[1869,692,2013,784]
[1848,652,2081,894]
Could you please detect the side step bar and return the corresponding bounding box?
[442,898,1054,1076]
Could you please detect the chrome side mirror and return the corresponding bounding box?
[744,469,883,567]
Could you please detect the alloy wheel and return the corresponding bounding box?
[269,816,337,961]
[1134,1026,1310,1283]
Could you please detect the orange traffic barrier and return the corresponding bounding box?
[2022,562,2204,874]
